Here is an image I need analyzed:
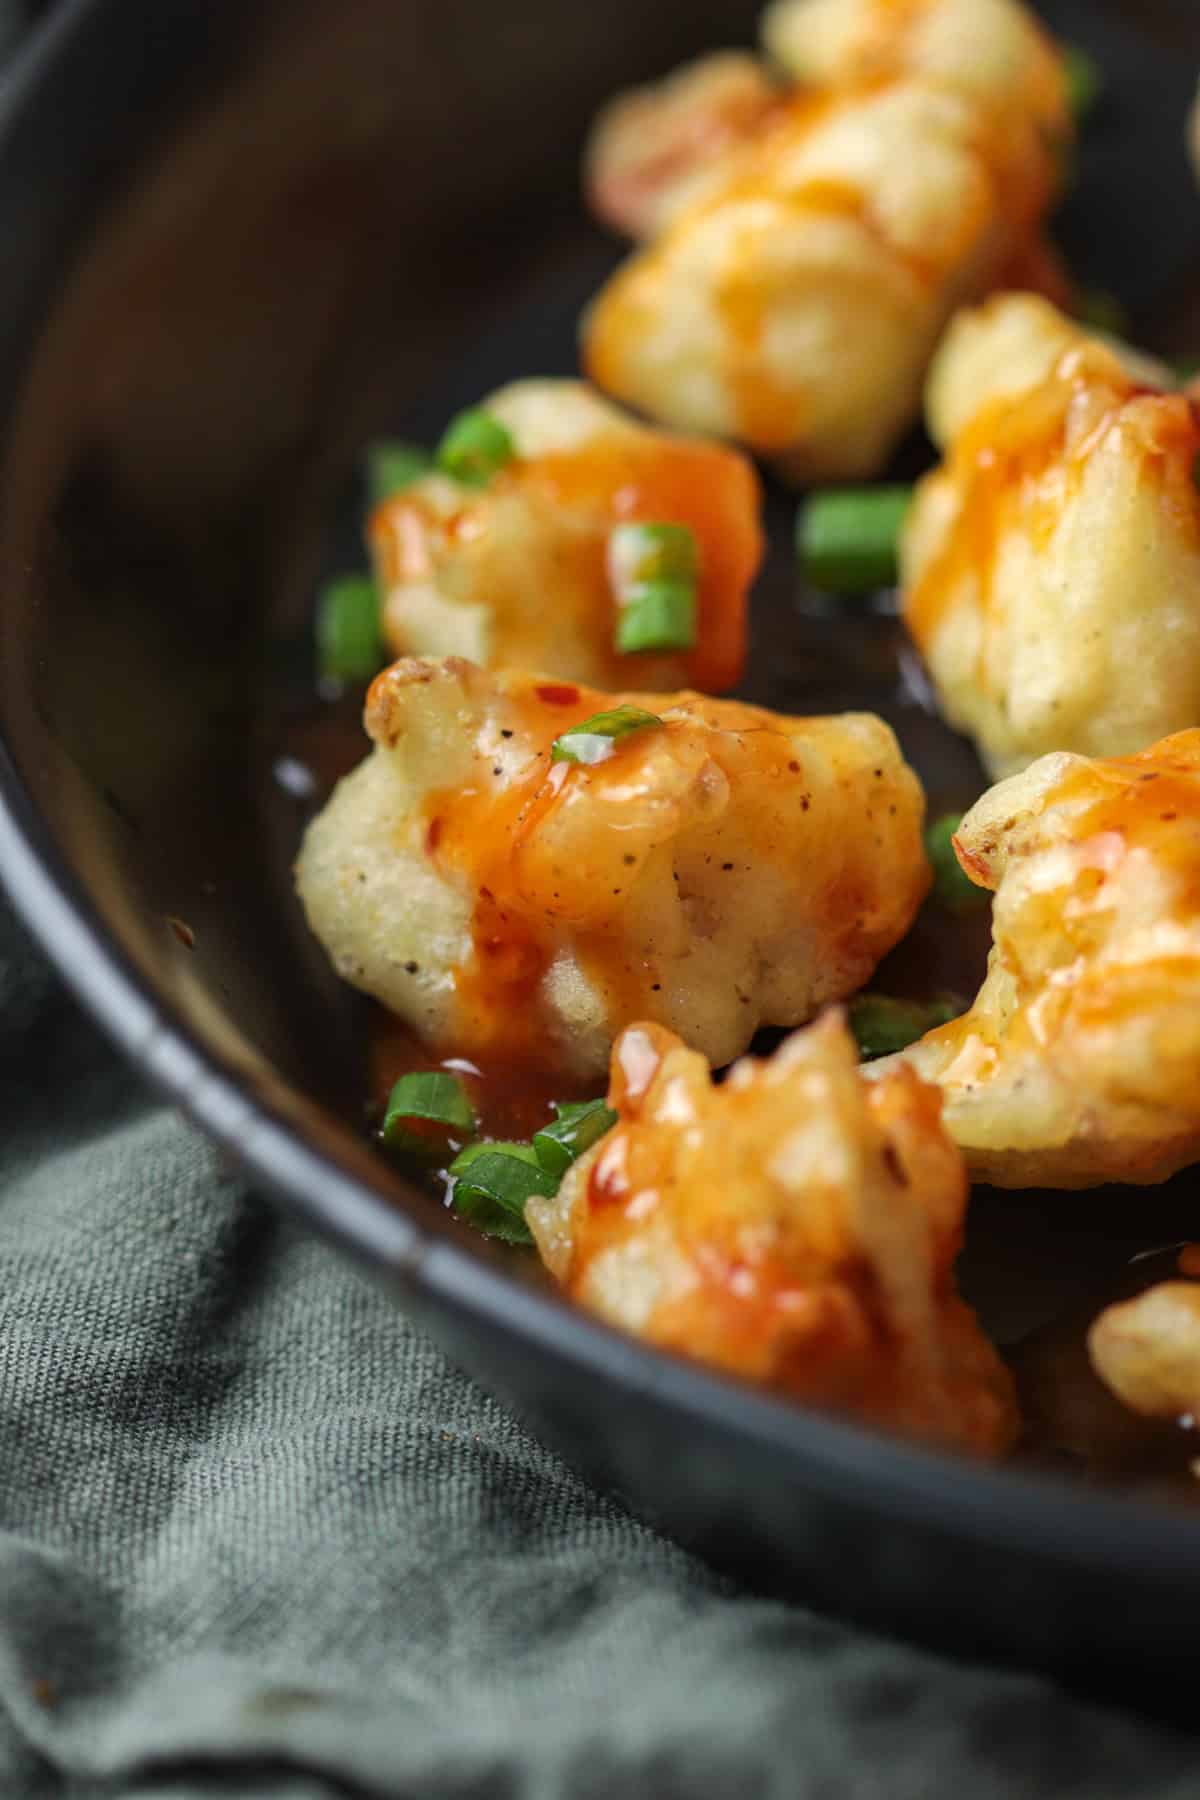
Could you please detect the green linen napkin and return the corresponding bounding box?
[1,909,1199,1798]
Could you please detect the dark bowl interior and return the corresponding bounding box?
[4,0,1200,1710]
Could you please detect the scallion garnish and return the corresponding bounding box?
[615,583,697,654]
[608,522,699,654]
[796,487,912,595]
[382,1071,477,1155]
[317,574,385,684]
[368,440,433,506]
[448,1143,556,1246]
[925,814,988,912]
[550,705,664,767]
[849,993,964,1061]
[1064,45,1102,125]
[435,409,515,488]
[532,1098,617,1179]
[608,522,699,589]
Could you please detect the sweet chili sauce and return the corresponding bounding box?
[415,681,809,1072]
[905,358,1200,674]
[371,435,762,695]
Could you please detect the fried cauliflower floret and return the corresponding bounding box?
[528,1013,1018,1455]
[295,658,929,1080]
[584,52,783,241]
[1089,1276,1200,1425]
[901,295,1200,779]
[761,0,1067,137]
[369,381,762,695]
[583,67,1068,481]
[884,732,1200,1188]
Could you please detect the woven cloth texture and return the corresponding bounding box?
[1,905,1198,1800]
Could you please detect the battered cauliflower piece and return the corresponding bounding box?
[1089,1273,1200,1424]
[583,64,1068,482]
[901,295,1200,779]
[584,51,783,241]
[761,0,1067,136]
[296,658,929,1080]
[370,381,762,694]
[527,1012,1018,1456]
[884,732,1200,1188]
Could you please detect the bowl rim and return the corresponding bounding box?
[3,0,1200,1627]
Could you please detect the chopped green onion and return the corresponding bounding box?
[551,705,664,767]
[615,582,697,654]
[609,523,699,655]
[849,993,965,1061]
[441,1101,615,1245]
[448,1143,556,1245]
[796,486,913,595]
[608,522,699,589]
[925,814,988,912]
[435,409,515,488]
[1079,289,1130,339]
[382,1071,476,1155]
[368,440,433,505]
[533,1099,618,1179]
[1064,45,1102,125]
[317,574,384,683]
[1172,355,1200,384]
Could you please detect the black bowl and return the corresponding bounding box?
[4,0,1200,1709]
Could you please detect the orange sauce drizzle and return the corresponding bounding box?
[1054,737,1200,894]
[710,162,939,449]
[418,679,620,1070]
[915,734,1200,1068]
[849,0,935,76]
[418,686,802,1070]
[371,435,761,694]
[905,357,1200,666]
[904,383,1065,653]
[702,94,887,448]
[588,4,1071,452]
[520,436,762,692]
[571,1036,909,1411]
